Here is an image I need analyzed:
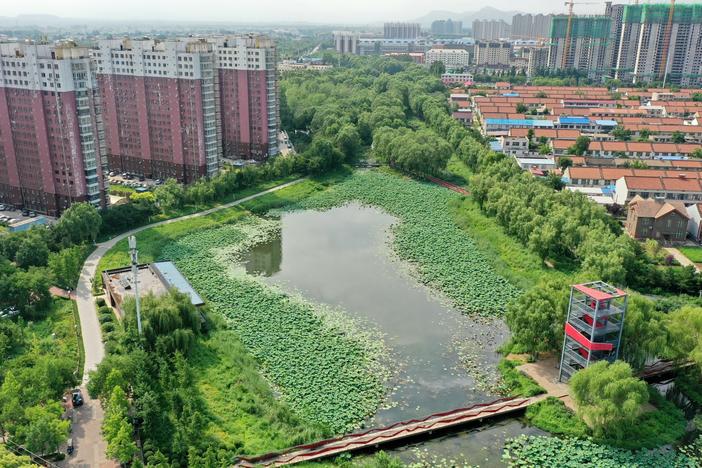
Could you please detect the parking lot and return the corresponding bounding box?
[107,171,163,191]
[0,204,40,228]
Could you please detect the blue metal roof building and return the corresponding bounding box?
[558,116,590,126]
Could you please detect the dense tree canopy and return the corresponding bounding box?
[570,361,649,439]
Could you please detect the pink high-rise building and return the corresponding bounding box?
[0,42,107,216]
[212,35,279,160]
[92,38,221,183]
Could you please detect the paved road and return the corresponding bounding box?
[665,247,701,272]
[67,178,305,467]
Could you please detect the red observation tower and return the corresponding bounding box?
[558,281,628,382]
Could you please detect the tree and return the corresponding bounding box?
[22,403,69,456]
[570,361,648,439]
[0,371,23,442]
[334,123,362,161]
[568,136,591,156]
[429,60,445,77]
[14,233,49,269]
[638,129,651,141]
[620,294,667,371]
[535,91,548,98]
[505,280,569,359]
[692,148,702,159]
[0,445,33,468]
[52,202,101,246]
[611,126,632,141]
[558,157,573,169]
[672,131,686,144]
[516,103,528,114]
[106,418,138,464]
[665,306,702,369]
[154,179,185,212]
[48,245,86,289]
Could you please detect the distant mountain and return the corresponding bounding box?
[413,7,523,27]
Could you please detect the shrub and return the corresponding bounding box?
[101,322,115,333]
[99,314,114,324]
[497,359,545,397]
[98,306,112,315]
[525,397,587,437]
[96,297,106,307]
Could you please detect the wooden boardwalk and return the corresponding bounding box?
[235,396,539,467]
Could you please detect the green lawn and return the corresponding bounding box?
[679,246,702,263]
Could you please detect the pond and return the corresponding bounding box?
[241,204,527,464]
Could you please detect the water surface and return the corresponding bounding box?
[243,203,509,426]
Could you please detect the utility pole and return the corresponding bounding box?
[128,236,143,335]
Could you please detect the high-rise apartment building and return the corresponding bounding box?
[0,42,107,215]
[524,46,550,76]
[472,20,511,41]
[212,35,279,161]
[511,14,554,40]
[613,4,702,86]
[431,19,464,36]
[93,38,221,182]
[547,16,612,79]
[384,23,421,39]
[334,31,360,54]
[474,41,513,66]
[425,48,471,69]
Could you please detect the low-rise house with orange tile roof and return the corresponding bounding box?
[614,175,702,205]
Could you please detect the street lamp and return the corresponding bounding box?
[128,236,143,335]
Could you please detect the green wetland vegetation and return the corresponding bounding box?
[84,55,702,466]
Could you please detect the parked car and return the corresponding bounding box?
[21,209,29,217]
[0,204,5,210]
[71,389,84,407]
[28,211,36,218]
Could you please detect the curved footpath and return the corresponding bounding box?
[66,178,306,467]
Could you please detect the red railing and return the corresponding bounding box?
[425,175,470,196]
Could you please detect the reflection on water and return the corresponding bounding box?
[243,237,282,277]
[244,203,515,464]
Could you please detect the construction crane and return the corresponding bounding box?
[661,0,676,86]
[562,1,600,69]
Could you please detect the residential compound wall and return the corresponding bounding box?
[0,42,107,216]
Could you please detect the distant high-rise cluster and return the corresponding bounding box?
[547,2,702,86]
[384,22,421,39]
[431,19,463,36]
[334,31,359,54]
[0,34,279,215]
[472,20,511,41]
[511,13,554,40]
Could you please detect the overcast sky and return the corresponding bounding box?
[3,0,606,24]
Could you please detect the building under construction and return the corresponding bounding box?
[559,281,628,382]
[613,4,702,86]
[548,15,612,79]
[546,3,702,86]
